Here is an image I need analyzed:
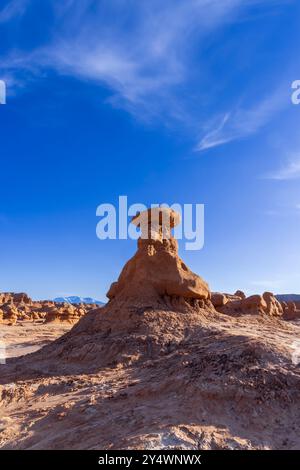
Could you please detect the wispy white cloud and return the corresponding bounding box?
[265,155,300,180]
[1,0,290,141]
[38,0,243,114]
[195,89,287,151]
[0,1,228,124]
[0,0,28,23]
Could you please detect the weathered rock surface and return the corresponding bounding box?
[108,237,210,303]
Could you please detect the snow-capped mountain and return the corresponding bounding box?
[53,296,105,305]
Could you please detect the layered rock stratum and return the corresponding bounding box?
[1,208,300,450]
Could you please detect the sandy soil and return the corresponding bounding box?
[1,311,300,450]
[0,322,72,358]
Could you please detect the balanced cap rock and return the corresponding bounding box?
[107,207,210,304]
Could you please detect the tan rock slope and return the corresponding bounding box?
[1,208,300,450]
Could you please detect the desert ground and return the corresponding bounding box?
[1,313,300,450]
[1,322,71,359]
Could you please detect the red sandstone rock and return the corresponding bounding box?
[216,292,283,317]
[262,292,283,317]
[108,208,210,303]
[108,237,210,302]
[282,301,300,320]
[211,292,228,308]
[234,290,246,300]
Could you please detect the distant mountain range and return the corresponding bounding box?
[276,294,300,302]
[53,296,105,305]
[52,295,300,305]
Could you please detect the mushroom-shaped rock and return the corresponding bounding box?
[107,208,210,304]
[132,207,180,241]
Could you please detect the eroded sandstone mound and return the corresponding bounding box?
[108,237,210,303]
[211,291,284,317]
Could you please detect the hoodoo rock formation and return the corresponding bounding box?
[1,208,300,450]
[9,208,216,373]
[108,208,210,304]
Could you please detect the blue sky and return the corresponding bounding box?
[0,0,300,301]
